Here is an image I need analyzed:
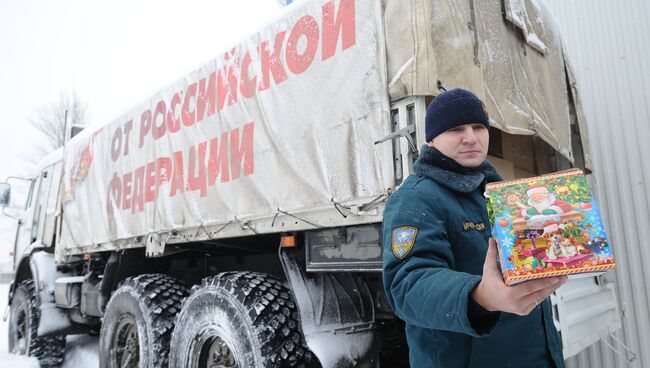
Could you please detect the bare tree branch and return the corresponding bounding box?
[22,91,90,164]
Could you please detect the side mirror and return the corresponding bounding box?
[0,182,10,207]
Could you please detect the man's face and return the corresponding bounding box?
[429,123,489,167]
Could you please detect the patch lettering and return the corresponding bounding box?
[463,221,487,232]
[392,226,418,259]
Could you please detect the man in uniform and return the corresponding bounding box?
[382,88,567,367]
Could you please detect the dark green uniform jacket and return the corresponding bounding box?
[382,146,565,368]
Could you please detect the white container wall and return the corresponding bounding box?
[542,1,650,367]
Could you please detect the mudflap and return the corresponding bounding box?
[280,246,380,368]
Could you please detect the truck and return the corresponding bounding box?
[0,0,620,367]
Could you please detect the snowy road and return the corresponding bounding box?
[0,281,100,367]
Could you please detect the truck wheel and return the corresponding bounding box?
[99,274,188,368]
[169,272,318,368]
[8,279,66,367]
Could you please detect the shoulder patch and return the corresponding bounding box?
[392,226,418,259]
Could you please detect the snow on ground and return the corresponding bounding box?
[0,281,99,367]
[0,282,13,354]
[61,335,99,368]
[0,352,40,367]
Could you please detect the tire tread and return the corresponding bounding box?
[11,279,66,368]
[190,272,317,367]
[103,273,187,367]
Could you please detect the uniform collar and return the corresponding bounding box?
[413,145,503,193]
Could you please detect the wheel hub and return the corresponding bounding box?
[202,335,238,368]
[13,305,29,354]
[112,315,140,368]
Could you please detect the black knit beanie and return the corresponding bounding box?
[425,88,490,142]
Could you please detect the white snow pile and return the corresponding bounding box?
[63,335,99,368]
[0,352,40,368]
[306,331,373,368]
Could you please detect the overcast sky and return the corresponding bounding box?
[0,0,285,180]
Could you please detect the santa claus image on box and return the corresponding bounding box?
[518,184,573,219]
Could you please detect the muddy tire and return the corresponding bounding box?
[8,279,66,367]
[99,274,188,368]
[169,271,318,368]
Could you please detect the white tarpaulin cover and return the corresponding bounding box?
[384,0,590,165]
[59,0,392,253]
[57,0,590,256]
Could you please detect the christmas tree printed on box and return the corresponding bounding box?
[485,169,616,285]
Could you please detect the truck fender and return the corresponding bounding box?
[7,242,46,307]
[280,246,380,367]
[28,252,74,337]
[99,250,148,303]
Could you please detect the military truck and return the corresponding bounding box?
[1,0,615,367]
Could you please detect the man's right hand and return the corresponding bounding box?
[471,238,567,316]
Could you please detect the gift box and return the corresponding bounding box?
[485,169,616,285]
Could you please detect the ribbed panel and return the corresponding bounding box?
[542,1,650,367]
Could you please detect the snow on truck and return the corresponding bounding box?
[0,0,620,367]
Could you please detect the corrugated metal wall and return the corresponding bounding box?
[541,1,650,367]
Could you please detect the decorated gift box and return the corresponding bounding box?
[485,169,616,285]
